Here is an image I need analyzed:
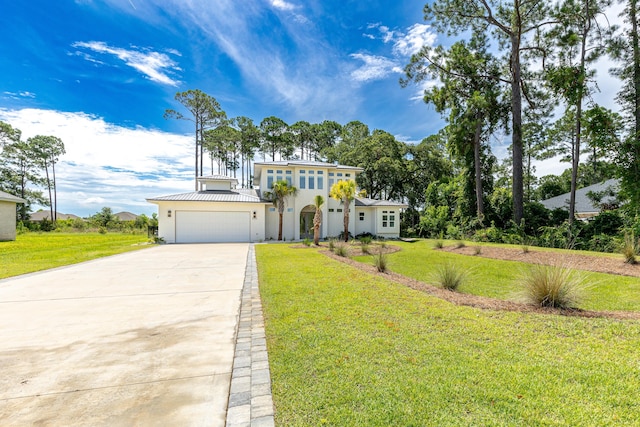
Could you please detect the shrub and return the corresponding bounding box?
[473,245,482,255]
[334,243,349,257]
[622,234,638,264]
[433,263,467,291]
[373,250,388,272]
[433,240,444,249]
[456,240,465,249]
[302,238,312,247]
[520,264,585,309]
[361,243,371,255]
[328,239,337,252]
[359,235,373,245]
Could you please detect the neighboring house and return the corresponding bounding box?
[540,179,619,219]
[0,190,26,241]
[30,211,81,221]
[114,211,138,221]
[147,161,407,243]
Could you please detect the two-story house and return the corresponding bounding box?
[147,160,407,243]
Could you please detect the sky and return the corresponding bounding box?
[0,0,625,217]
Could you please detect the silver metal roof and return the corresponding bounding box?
[540,179,619,214]
[355,197,408,208]
[147,189,266,203]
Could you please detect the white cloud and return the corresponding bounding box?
[71,41,181,86]
[271,0,296,11]
[3,91,37,99]
[0,108,194,216]
[350,53,403,82]
[393,24,436,57]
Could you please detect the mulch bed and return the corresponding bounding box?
[322,244,640,321]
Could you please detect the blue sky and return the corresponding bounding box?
[0,0,623,216]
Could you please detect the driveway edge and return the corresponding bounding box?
[226,244,275,427]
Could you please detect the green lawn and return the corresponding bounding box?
[354,240,640,312]
[257,244,640,426]
[0,232,151,279]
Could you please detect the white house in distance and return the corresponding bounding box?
[147,161,407,243]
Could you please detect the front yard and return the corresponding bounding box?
[0,232,150,279]
[257,243,640,426]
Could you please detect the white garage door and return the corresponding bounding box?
[175,211,250,243]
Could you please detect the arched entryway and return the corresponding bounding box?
[300,205,319,240]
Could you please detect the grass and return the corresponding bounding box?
[257,244,640,426]
[433,262,468,291]
[365,240,640,312]
[0,232,150,279]
[520,264,585,308]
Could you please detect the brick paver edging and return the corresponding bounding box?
[226,244,275,427]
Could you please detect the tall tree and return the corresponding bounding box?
[611,0,640,209]
[313,194,324,246]
[30,135,65,222]
[420,0,552,224]
[290,121,313,160]
[330,179,357,242]
[545,0,612,224]
[260,116,292,161]
[264,180,298,241]
[403,33,505,223]
[311,120,342,161]
[164,89,226,190]
[237,116,260,188]
[0,138,47,221]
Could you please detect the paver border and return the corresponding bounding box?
[226,244,275,427]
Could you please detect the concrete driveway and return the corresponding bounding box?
[0,243,249,426]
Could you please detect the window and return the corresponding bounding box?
[308,176,315,189]
[287,208,293,212]
[359,212,365,221]
[267,169,274,174]
[346,173,351,177]
[382,210,388,227]
[267,176,274,189]
[328,172,334,177]
[317,170,324,175]
[269,207,276,212]
[299,175,306,189]
[389,211,396,228]
[300,169,306,174]
[286,170,292,175]
[276,174,283,183]
[317,177,323,190]
[329,208,335,213]
[286,176,292,186]
[276,170,283,174]
[309,170,314,174]
[329,178,334,187]
[337,172,343,177]
[337,208,343,212]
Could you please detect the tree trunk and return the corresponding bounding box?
[511,32,524,225]
[52,159,57,222]
[278,212,283,241]
[343,199,349,242]
[44,159,53,223]
[194,118,199,191]
[631,0,640,207]
[313,210,322,245]
[473,114,484,223]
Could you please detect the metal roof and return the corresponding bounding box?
[198,175,238,183]
[253,160,362,185]
[355,197,408,208]
[147,189,266,203]
[0,190,26,203]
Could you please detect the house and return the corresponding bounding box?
[147,161,407,243]
[114,211,138,221]
[540,179,619,219]
[30,211,81,221]
[0,190,26,241]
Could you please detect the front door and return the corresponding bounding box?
[300,206,315,240]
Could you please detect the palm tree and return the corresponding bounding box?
[265,180,298,241]
[330,180,356,242]
[313,194,324,245]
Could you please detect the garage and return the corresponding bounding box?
[175,211,251,243]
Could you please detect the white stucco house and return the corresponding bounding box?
[0,190,26,241]
[147,161,407,243]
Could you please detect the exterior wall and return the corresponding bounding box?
[355,207,375,236]
[260,164,357,241]
[0,201,17,241]
[374,206,401,238]
[154,201,266,243]
[265,205,296,241]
